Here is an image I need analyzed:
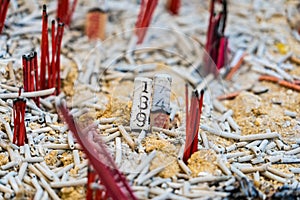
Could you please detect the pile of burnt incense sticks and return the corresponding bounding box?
[0,0,300,199]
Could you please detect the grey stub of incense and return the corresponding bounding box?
[130,74,172,131]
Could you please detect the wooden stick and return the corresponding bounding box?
[217,91,240,101]
[259,75,300,92]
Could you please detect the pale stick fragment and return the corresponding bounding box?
[1,161,18,170]
[44,143,81,149]
[28,164,47,180]
[239,164,268,174]
[226,151,247,159]
[24,144,31,158]
[0,184,13,194]
[135,164,149,185]
[73,150,81,166]
[40,177,60,200]
[201,125,241,140]
[115,137,122,166]
[67,131,75,149]
[130,77,152,131]
[41,191,49,200]
[0,83,19,92]
[265,141,276,151]
[61,172,69,182]
[239,132,280,141]
[104,127,119,134]
[275,139,285,150]
[99,117,116,124]
[152,127,180,137]
[196,74,214,93]
[31,127,52,134]
[127,150,156,180]
[118,125,135,149]
[18,162,28,181]
[266,166,293,179]
[8,176,19,194]
[102,131,121,143]
[177,159,192,176]
[285,146,300,155]
[217,157,232,175]
[149,178,171,187]
[212,99,226,113]
[189,176,229,184]
[31,177,43,200]
[289,168,300,173]
[137,166,165,185]
[177,143,185,160]
[50,178,87,188]
[151,192,170,200]
[284,110,297,118]
[265,155,282,163]
[262,171,287,183]
[0,88,55,99]
[226,144,237,152]
[227,116,240,132]
[249,146,261,156]
[200,131,209,149]
[0,116,13,142]
[258,139,269,152]
[184,190,229,198]
[218,110,233,122]
[167,182,183,189]
[99,124,115,130]
[39,98,53,109]
[34,163,55,181]
[230,165,247,178]
[253,171,260,183]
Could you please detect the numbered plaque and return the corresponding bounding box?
[130,77,153,131]
[150,74,172,128]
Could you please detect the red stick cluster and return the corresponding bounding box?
[183,86,204,163]
[40,5,64,95]
[86,167,107,200]
[57,0,78,26]
[58,104,137,200]
[166,0,181,15]
[0,0,9,33]
[135,0,158,44]
[13,97,27,146]
[22,52,39,105]
[205,0,228,70]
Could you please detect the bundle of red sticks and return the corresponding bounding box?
[57,0,78,26]
[40,5,64,95]
[205,0,228,70]
[135,0,158,44]
[13,94,27,147]
[183,86,205,163]
[0,0,9,33]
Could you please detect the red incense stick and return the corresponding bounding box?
[183,90,204,163]
[40,5,49,90]
[53,22,64,95]
[135,0,158,44]
[58,104,137,200]
[86,167,97,200]
[166,0,181,15]
[40,6,64,96]
[13,92,27,146]
[205,0,228,70]
[0,0,10,34]
[57,0,77,26]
